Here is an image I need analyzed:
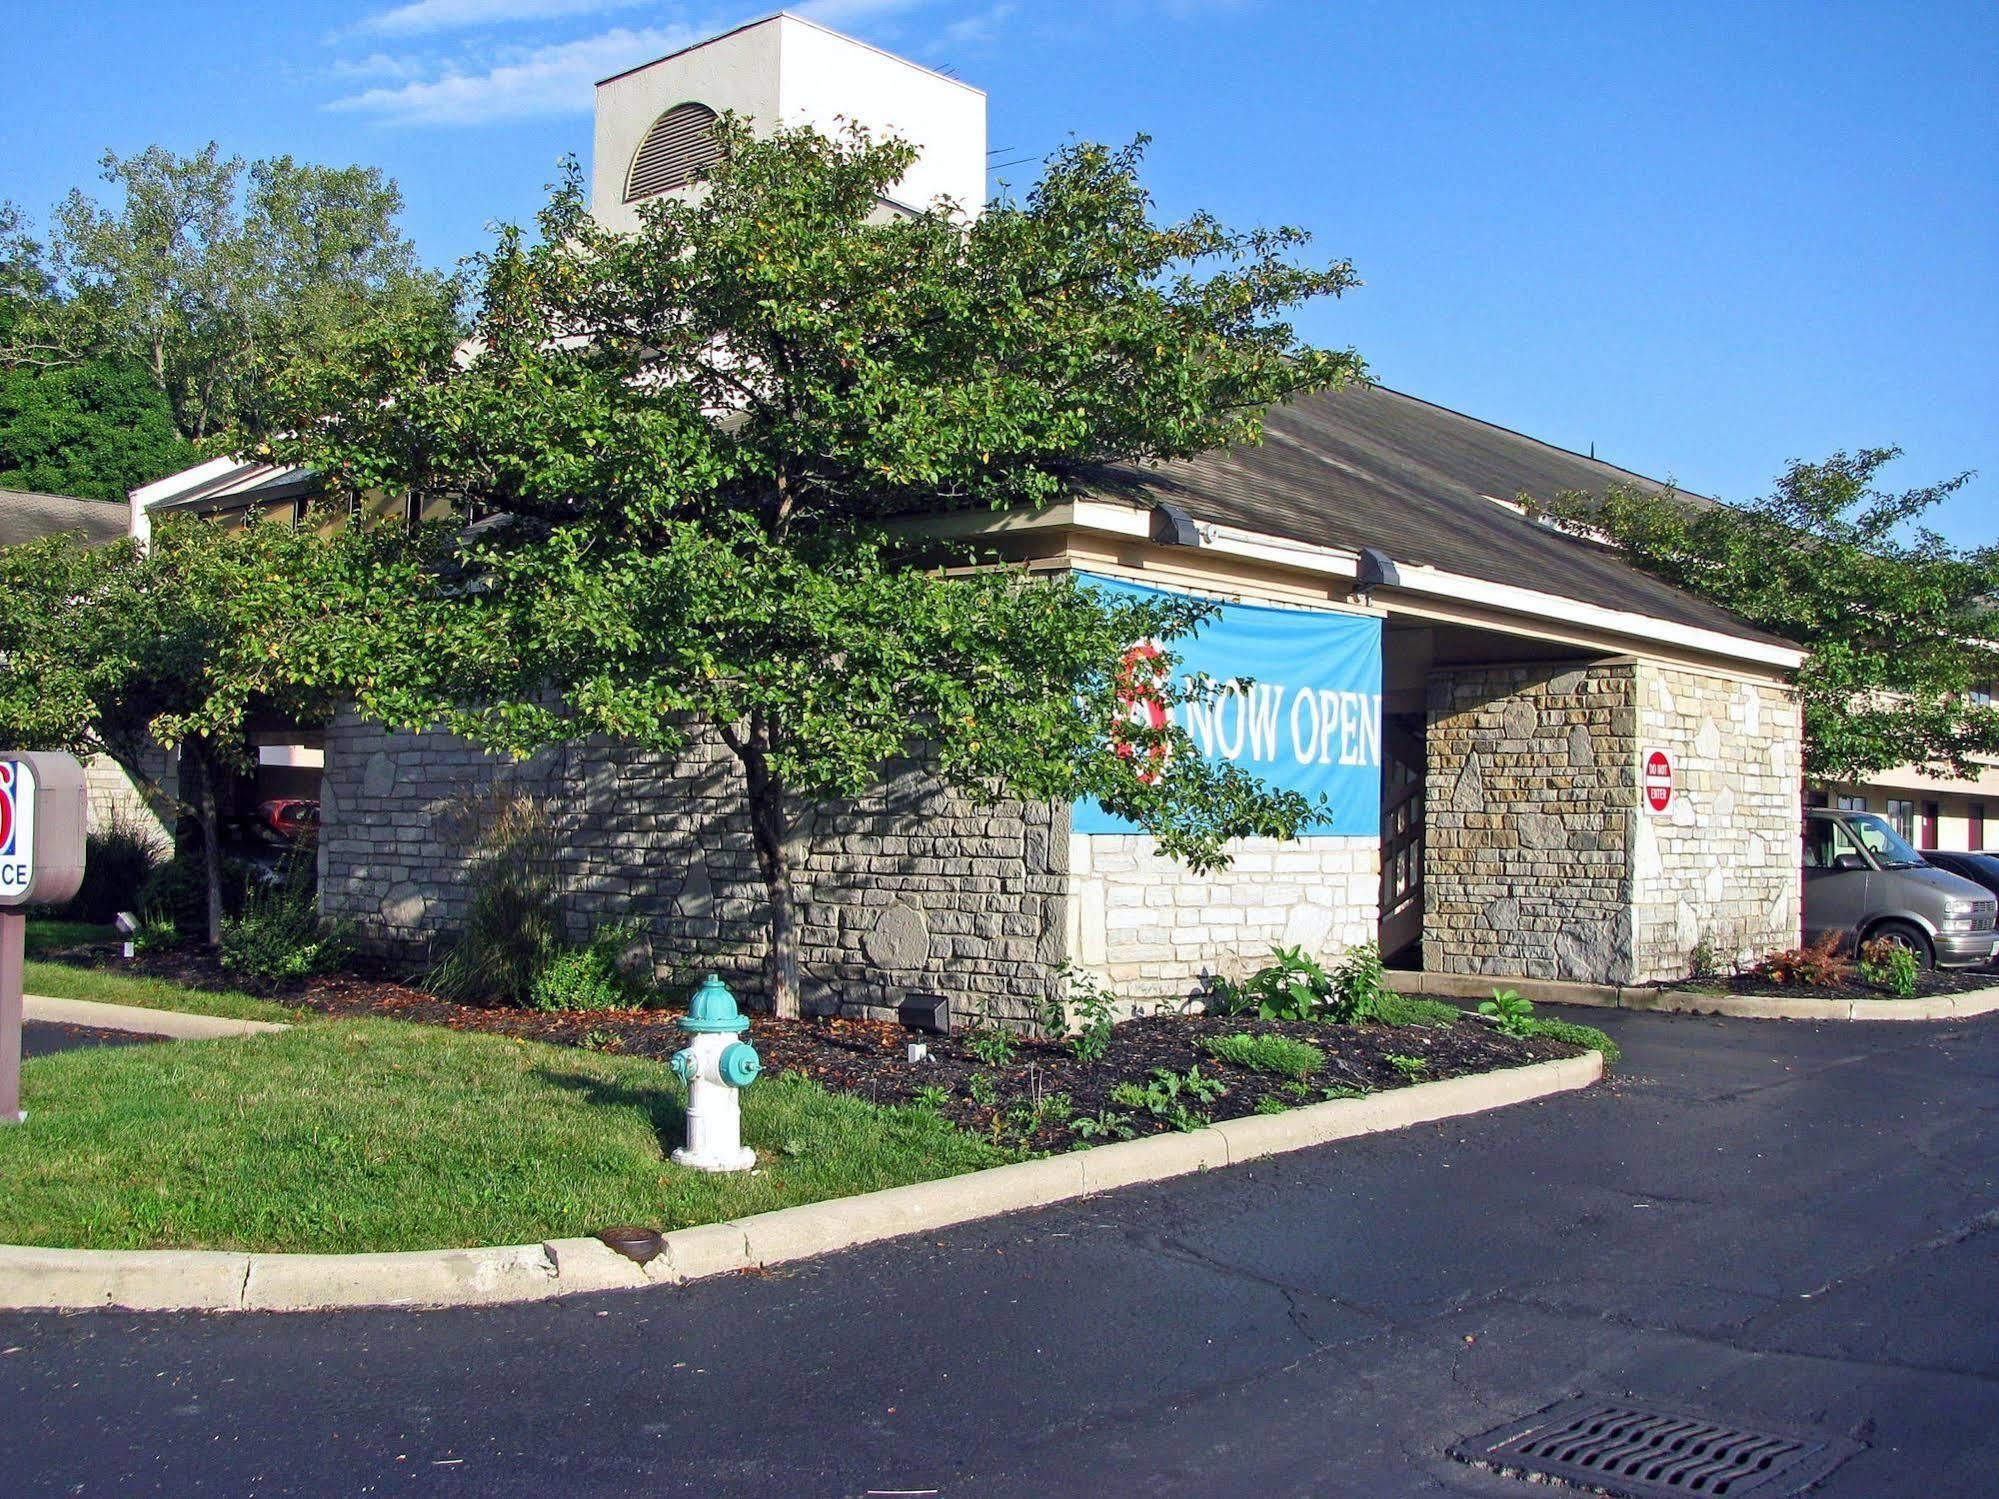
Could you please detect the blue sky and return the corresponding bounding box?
[5,1,1993,542]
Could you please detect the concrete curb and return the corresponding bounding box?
[1390,971,1999,1023]
[23,994,291,1040]
[0,1051,1601,1314]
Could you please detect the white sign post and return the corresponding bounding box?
[0,753,89,1125]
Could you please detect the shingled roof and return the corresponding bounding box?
[0,488,128,549]
[1092,382,1783,645]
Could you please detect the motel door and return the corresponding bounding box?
[1379,714,1425,961]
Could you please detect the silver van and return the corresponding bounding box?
[1803,808,1999,968]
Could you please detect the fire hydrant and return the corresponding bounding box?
[669,974,762,1173]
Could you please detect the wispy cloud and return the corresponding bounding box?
[355,0,650,38]
[329,23,701,124]
[325,0,1000,127]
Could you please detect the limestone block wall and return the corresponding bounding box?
[1630,664,1801,978]
[84,748,176,855]
[319,709,1066,1027]
[1424,663,1638,984]
[1066,834,1378,1006]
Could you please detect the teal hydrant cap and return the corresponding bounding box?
[719,1042,762,1089]
[679,974,750,1034]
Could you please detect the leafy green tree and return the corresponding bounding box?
[261,122,1363,1016]
[0,357,194,499]
[0,517,343,943]
[5,145,452,445]
[1555,450,1999,782]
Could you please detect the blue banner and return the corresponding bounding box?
[1073,574,1383,838]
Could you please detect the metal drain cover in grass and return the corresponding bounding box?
[1449,1395,1863,1497]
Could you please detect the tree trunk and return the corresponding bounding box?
[728,716,801,1019]
[182,738,226,949]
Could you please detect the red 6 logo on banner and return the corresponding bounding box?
[1111,641,1172,784]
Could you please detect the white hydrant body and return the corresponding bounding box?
[669,975,761,1174]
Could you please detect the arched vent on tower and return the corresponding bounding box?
[625,102,722,202]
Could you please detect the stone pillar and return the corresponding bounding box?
[1424,662,1637,983]
[1423,659,1802,986]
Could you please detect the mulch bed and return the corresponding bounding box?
[1706,959,1999,1003]
[39,940,1580,1149]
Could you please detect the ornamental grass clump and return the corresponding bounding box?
[1199,1031,1324,1082]
[429,788,565,1006]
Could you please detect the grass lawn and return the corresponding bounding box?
[22,959,297,1026]
[0,1019,1010,1253]
[23,920,116,957]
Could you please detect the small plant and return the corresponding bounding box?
[1321,1085,1368,1101]
[1199,1031,1325,1082]
[1325,941,1391,1023]
[1385,1053,1429,1081]
[219,869,355,981]
[1687,934,1723,985]
[580,1026,623,1052]
[132,906,179,955]
[1856,937,1919,998]
[1110,1065,1228,1131]
[1515,1017,1622,1066]
[1254,1096,1289,1116]
[966,1072,997,1109]
[1754,932,1852,989]
[1208,942,1390,1025]
[138,849,257,940]
[1053,966,1119,1066]
[528,922,652,1012]
[1070,1109,1137,1142]
[911,1083,952,1112]
[1373,992,1460,1028]
[964,1026,1019,1066]
[1478,987,1536,1037]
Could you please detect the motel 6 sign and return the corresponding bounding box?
[0,752,88,908]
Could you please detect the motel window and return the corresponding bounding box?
[1835,794,1868,813]
[1971,684,1995,706]
[1973,803,1988,853]
[1886,798,1916,842]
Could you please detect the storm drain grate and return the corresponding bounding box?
[1449,1396,1863,1498]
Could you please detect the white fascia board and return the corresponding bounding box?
[934,499,1804,673]
[131,455,240,510]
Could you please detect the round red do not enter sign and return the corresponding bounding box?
[1642,747,1674,813]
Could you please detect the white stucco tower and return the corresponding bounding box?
[591,12,987,234]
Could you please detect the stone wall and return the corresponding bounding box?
[1630,664,1801,978]
[1066,834,1378,1006]
[1424,663,1637,984]
[319,709,1066,1027]
[84,749,175,855]
[1423,659,1801,985]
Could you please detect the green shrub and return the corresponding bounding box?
[1208,942,1390,1024]
[429,789,564,1005]
[56,812,165,925]
[1478,987,1536,1036]
[1373,992,1460,1028]
[1199,1031,1324,1081]
[528,924,652,1013]
[1857,938,1919,998]
[964,1025,1019,1066]
[219,875,354,981]
[137,850,256,941]
[1051,965,1118,1065]
[1517,1017,1621,1067]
